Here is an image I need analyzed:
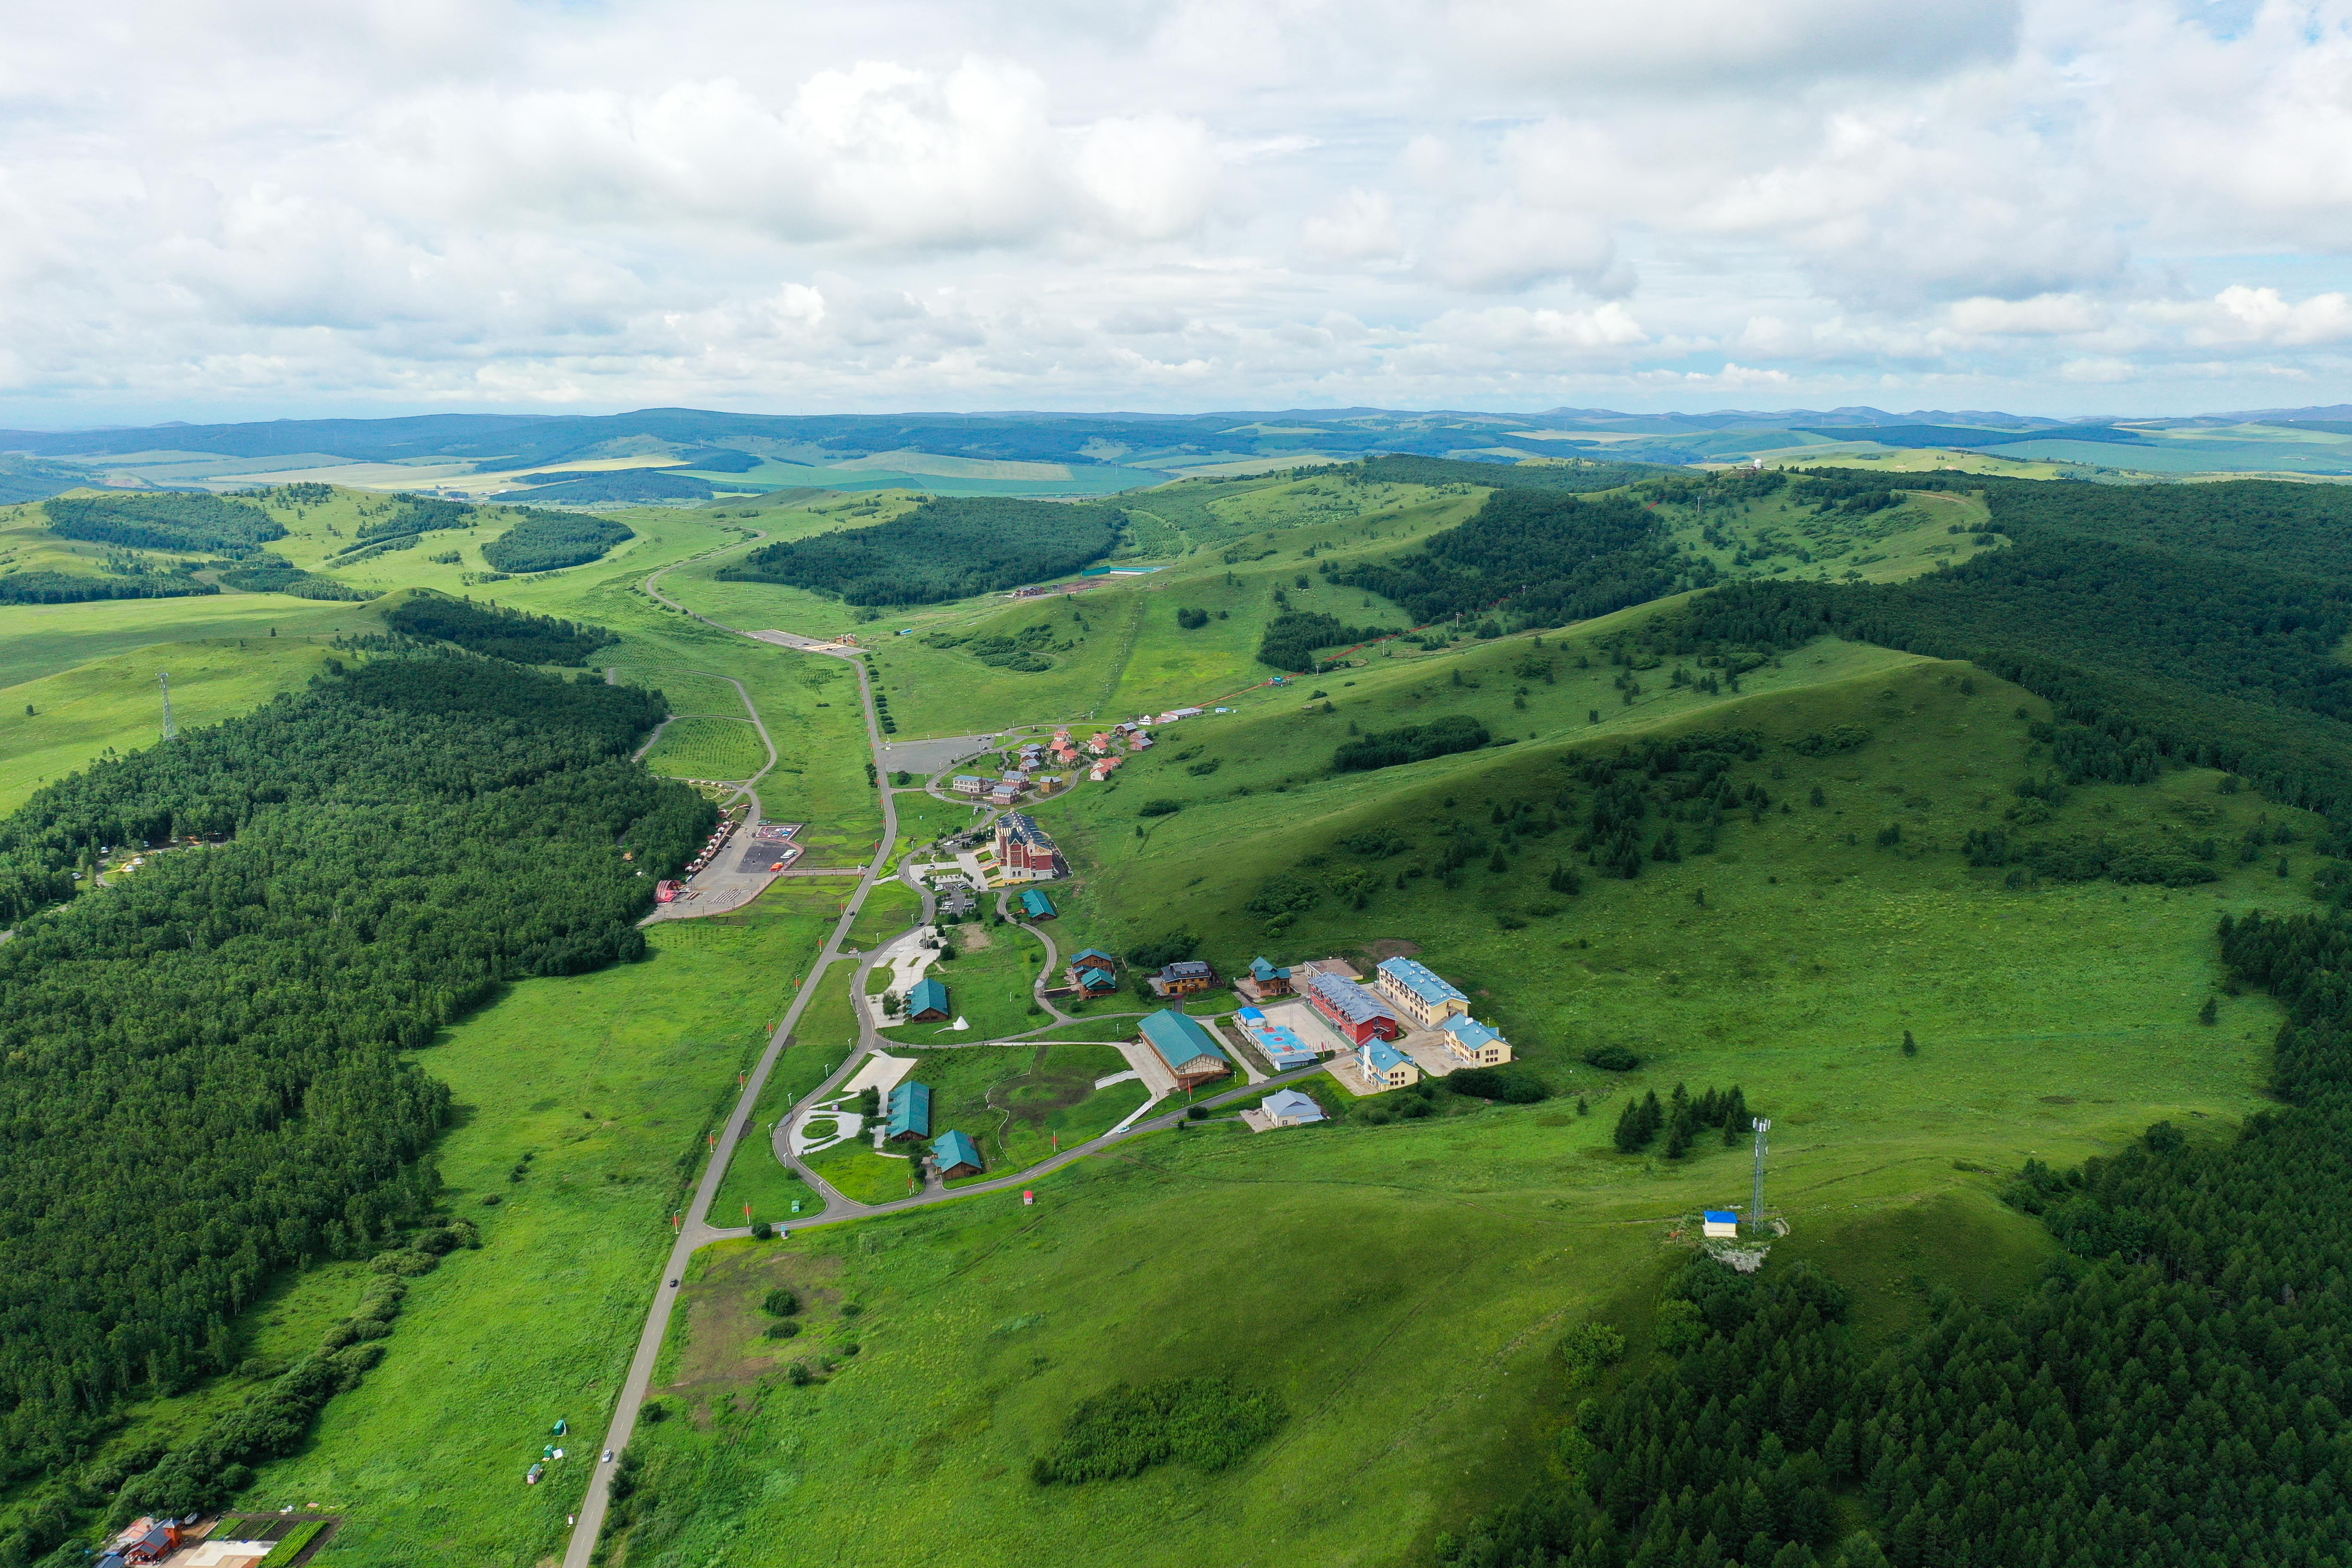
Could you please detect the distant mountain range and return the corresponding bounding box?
[3,403,2349,502]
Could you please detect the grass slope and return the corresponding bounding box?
[233,886,839,1565]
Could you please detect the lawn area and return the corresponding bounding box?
[878,919,1047,1043]
[229,888,839,1567]
[711,1138,809,1231]
[643,714,768,780]
[846,879,922,951]
[890,790,985,858]
[895,1043,1149,1172]
[0,592,381,691]
[598,1096,2064,1566]
[805,1142,923,1204]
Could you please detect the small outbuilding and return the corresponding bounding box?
[1260,1088,1326,1127]
[1138,1009,1234,1091]
[1020,888,1058,920]
[934,1129,984,1178]
[1703,1210,1741,1239]
[905,977,952,1022]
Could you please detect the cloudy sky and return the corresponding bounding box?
[3,0,2348,424]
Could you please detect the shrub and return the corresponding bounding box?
[1031,1376,1286,1485]
[1558,1321,1626,1382]
[1448,1064,1548,1103]
[1127,932,1199,968]
[1583,1044,1641,1072]
[765,1321,802,1339]
[1139,799,1184,818]
[1332,716,1491,772]
[763,1287,801,1317]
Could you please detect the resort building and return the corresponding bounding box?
[1235,956,1293,1002]
[1360,1038,1421,1091]
[1374,956,1469,1030]
[1441,1016,1514,1066]
[1137,1009,1234,1091]
[886,1081,932,1142]
[950,775,987,798]
[1152,959,1218,996]
[1067,948,1121,997]
[933,1130,984,1178]
[994,813,1062,881]
[1305,971,1401,1047]
[905,977,951,1022]
[1019,888,1058,920]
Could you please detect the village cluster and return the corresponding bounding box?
[950,707,1232,804]
[1054,947,1515,1125]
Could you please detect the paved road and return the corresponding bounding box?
[564,533,1271,1565]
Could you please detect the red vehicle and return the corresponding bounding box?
[655,880,683,904]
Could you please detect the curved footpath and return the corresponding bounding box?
[566,545,1292,1565]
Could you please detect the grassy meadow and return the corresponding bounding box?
[877,919,1049,1043]
[893,1043,1150,1172]
[642,715,768,781]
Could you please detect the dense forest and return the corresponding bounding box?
[43,493,285,556]
[1258,609,1398,672]
[480,510,634,573]
[1446,476,2352,1566]
[718,496,1124,604]
[214,556,376,601]
[382,591,620,664]
[0,658,707,1537]
[1352,454,1666,493]
[0,569,215,604]
[1335,490,1702,630]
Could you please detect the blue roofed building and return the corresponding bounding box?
[1373,956,1469,1029]
[1359,1037,1421,1091]
[1441,1015,1514,1066]
[934,1129,984,1178]
[1259,1087,1326,1127]
[886,1081,932,1142]
[1137,1008,1233,1090]
[1306,971,1401,1046]
[1703,1210,1741,1238]
[905,977,951,1021]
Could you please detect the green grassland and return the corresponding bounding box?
[207,883,842,1565]
[604,1105,2061,1567]
[1654,483,2004,585]
[0,637,343,812]
[806,1141,924,1204]
[845,879,922,951]
[641,715,768,781]
[593,643,2308,1566]
[894,1043,1148,1172]
[0,592,379,691]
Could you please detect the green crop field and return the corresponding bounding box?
[641,715,768,780]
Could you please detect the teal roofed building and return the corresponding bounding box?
[905,977,951,1021]
[934,1129,983,1178]
[886,1081,932,1142]
[1019,888,1058,920]
[1137,1009,1233,1091]
[1242,955,1293,998]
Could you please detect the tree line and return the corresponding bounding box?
[382,591,620,664]
[480,510,634,573]
[0,657,709,1498]
[719,496,1126,604]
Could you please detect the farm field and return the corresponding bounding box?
[641,714,768,781]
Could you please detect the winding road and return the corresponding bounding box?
[563,535,1293,1566]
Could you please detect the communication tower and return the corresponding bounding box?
[1748,1117,1771,1236]
[159,672,177,741]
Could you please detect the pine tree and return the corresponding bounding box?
[1901,1029,1917,1057]
[1613,1098,1644,1153]
[2197,995,2218,1025]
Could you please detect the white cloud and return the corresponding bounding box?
[0,0,2349,419]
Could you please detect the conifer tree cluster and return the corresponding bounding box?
[1613,1085,1750,1157]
